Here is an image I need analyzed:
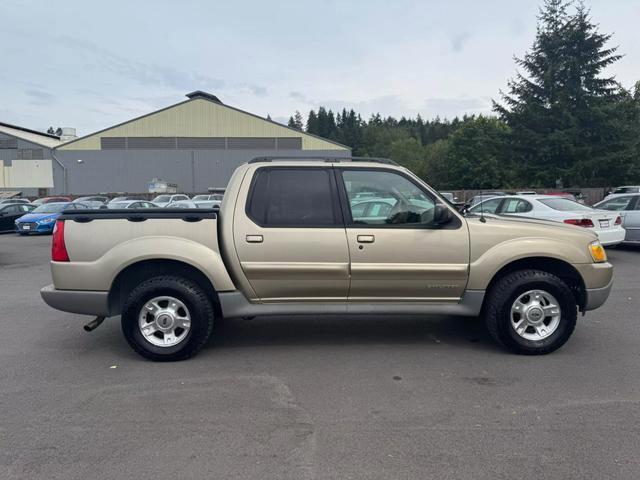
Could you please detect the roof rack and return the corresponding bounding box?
[248,156,399,166]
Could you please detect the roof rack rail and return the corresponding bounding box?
[248,155,398,166]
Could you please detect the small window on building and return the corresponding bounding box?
[177,137,226,149]
[228,137,276,149]
[16,148,44,159]
[101,137,126,149]
[276,137,302,150]
[127,137,177,149]
[247,168,340,227]
[0,138,18,149]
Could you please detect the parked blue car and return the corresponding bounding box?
[15,202,89,235]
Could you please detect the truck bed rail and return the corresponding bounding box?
[60,208,217,223]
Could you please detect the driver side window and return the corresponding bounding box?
[341,170,436,226]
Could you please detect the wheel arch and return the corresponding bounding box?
[108,259,221,318]
[483,257,587,311]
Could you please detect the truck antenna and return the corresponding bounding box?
[479,190,487,223]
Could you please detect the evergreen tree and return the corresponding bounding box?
[494,0,628,186]
[306,110,319,134]
[287,111,304,130]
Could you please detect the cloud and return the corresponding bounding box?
[53,36,270,101]
[248,85,268,96]
[289,91,311,103]
[25,89,55,105]
[451,31,472,52]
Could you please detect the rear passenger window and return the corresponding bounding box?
[247,168,340,227]
[500,199,532,213]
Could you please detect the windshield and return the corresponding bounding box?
[539,198,593,212]
[192,195,209,201]
[153,195,171,203]
[33,203,68,213]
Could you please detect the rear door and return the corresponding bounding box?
[337,167,469,302]
[233,166,350,302]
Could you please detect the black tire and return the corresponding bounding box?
[484,270,577,355]
[121,275,215,361]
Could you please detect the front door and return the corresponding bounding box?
[337,168,470,302]
[233,166,350,302]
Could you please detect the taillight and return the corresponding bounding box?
[51,220,69,262]
[615,216,622,225]
[564,218,594,228]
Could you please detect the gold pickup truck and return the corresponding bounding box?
[41,158,613,361]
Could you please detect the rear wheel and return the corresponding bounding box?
[484,270,577,355]
[121,275,214,361]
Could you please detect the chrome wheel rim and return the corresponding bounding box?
[138,296,191,347]
[510,289,561,341]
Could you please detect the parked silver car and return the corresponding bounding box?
[594,193,640,244]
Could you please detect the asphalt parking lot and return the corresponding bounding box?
[1,234,639,480]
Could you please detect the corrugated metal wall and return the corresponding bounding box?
[0,132,55,194]
[53,149,351,195]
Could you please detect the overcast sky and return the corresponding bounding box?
[1,0,638,136]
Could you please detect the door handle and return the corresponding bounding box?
[246,235,263,243]
[357,235,375,244]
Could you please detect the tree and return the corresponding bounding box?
[445,116,512,189]
[494,0,629,187]
[389,137,425,175]
[306,110,319,134]
[287,111,304,130]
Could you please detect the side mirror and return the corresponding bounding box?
[433,204,453,225]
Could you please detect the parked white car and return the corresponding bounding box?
[191,194,223,207]
[468,195,625,246]
[151,194,190,207]
[167,200,219,209]
[106,200,158,209]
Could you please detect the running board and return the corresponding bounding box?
[218,290,485,319]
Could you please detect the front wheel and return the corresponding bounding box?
[484,270,577,355]
[121,275,215,361]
